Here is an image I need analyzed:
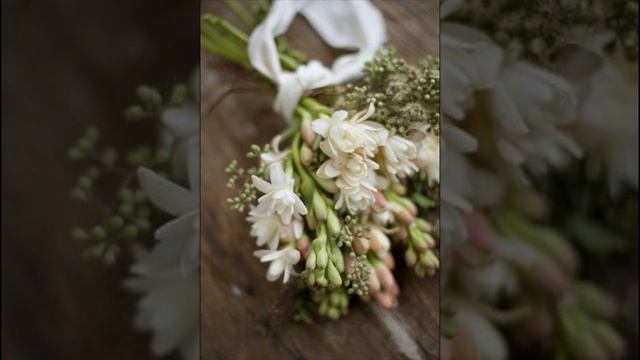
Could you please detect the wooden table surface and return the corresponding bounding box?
[201,1,440,359]
[1,1,198,359]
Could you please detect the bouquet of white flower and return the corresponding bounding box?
[203,1,440,320]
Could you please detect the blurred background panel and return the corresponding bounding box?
[200,1,440,359]
[1,1,198,359]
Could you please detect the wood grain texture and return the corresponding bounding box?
[201,1,440,359]
[1,1,198,359]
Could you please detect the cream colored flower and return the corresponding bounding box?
[384,135,418,179]
[415,131,440,183]
[317,151,379,186]
[335,178,377,214]
[253,248,301,283]
[247,212,303,250]
[312,103,387,157]
[251,162,307,224]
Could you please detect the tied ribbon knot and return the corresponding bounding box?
[248,0,387,121]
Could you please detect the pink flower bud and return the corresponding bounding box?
[353,237,370,255]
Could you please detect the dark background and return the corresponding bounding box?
[2,1,198,358]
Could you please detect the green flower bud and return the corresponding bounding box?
[306,251,317,270]
[122,224,138,240]
[136,85,162,108]
[124,105,146,120]
[70,188,88,202]
[317,248,328,269]
[119,188,134,202]
[71,228,89,241]
[300,176,315,203]
[78,176,92,189]
[327,262,342,288]
[118,203,134,217]
[327,307,340,320]
[306,271,316,286]
[135,218,151,233]
[327,211,341,236]
[316,269,328,287]
[77,138,94,153]
[405,247,417,267]
[91,226,106,239]
[312,192,327,221]
[170,84,187,106]
[67,147,84,161]
[109,216,124,229]
[300,144,313,166]
[331,246,344,273]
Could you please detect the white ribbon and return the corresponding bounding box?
[248,0,386,120]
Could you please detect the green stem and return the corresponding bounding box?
[225,0,255,28]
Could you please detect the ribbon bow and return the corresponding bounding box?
[248,0,386,120]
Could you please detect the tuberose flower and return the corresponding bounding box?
[414,131,440,183]
[247,211,303,250]
[253,248,301,283]
[312,103,387,157]
[384,134,418,179]
[251,162,307,224]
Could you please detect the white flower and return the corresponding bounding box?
[253,248,301,283]
[251,162,307,224]
[126,93,200,360]
[134,139,199,275]
[383,134,418,179]
[441,22,502,120]
[335,179,377,214]
[317,151,379,186]
[573,48,638,193]
[414,131,440,183]
[125,266,199,360]
[484,61,581,182]
[312,103,387,157]
[247,212,303,250]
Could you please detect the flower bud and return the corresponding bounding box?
[373,191,387,207]
[369,228,391,252]
[353,237,370,255]
[393,227,408,242]
[415,218,432,232]
[397,210,414,224]
[312,192,327,222]
[327,211,341,236]
[367,269,381,293]
[300,144,313,166]
[383,252,395,270]
[331,246,345,273]
[327,262,342,288]
[390,183,406,195]
[405,247,417,267]
[317,248,328,269]
[297,235,311,259]
[572,281,617,319]
[315,176,339,193]
[306,250,316,270]
[301,117,316,145]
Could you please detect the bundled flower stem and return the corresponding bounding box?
[203,2,440,321]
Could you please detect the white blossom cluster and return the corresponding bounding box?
[245,101,440,285]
